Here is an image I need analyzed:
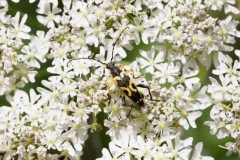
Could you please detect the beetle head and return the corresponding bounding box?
[106,62,115,69]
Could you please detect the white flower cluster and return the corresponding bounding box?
[205,51,240,156]
[0,0,239,159]
[97,128,212,160]
[0,3,48,95]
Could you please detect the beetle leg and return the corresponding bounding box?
[133,74,141,79]
[136,84,153,101]
[126,107,133,117]
[137,84,165,102]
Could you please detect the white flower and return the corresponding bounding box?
[0,26,12,48]
[104,129,136,160]
[112,18,132,45]
[71,102,90,121]
[152,143,171,159]
[69,1,91,28]
[131,136,155,159]
[161,6,180,25]
[13,63,38,83]
[152,12,172,42]
[104,101,127,121]
[235,49,240,57]
[37,1,61,28]
[213,53,240,86]
[189,84,212,110]
[223,139,240,157]
[155,62,180,84]
[47,59,75,81]
[225,118,240,139]
[29,0,36,3]
[138,48,165,74]
[176,101,202,130]
[66,120,89,151]
[204,0,223,11]
[107,29,129,59]
[36,146,47,159]
[55,132,78,157]
[170,85,189,102]
[10,0,19,2]
[40,108,65,131]
[129,17,155,44]
[10,12,31,39]
[37,79,62,104]
[104,119,126,139]
[0,71,10,95]
[222,0,240,14]
[85,16,106,47]
[152,114,174,136]
[15,89,41,113]
[199,31,220,54]
[20,43,46,68]
[70,58,91,77]
[0,1,8,24]
[11,0,36,3]
[177,59,200,90]
[31,30,51,53]
[0,134,17,160]
[49,42,71,59]
[0,107,14,131]
[190,142,214,160]
[58,79,77,99]
[204,117,230,139]
[167,133,193,160]
[214,15,240,44]
[70,30,88,50]
[208,75,233,101]
[168,26,187,46]
[190,31,203,50]
[41,130,61,150]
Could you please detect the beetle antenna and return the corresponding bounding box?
[111,27,129,62]
[67,57,106,66]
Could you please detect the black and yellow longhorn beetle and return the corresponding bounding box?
[68,28,155,111]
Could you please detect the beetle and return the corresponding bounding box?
[68,28,156,112]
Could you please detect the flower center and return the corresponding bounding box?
[136,25,143,32]
[47,13,53,21]
[221,28,228,36]
[211,0,217,4]
[206,36,212,44]
[220,87,226,94]
[93,27,99,35]
[174,32,181,40]
[180,109,187,117]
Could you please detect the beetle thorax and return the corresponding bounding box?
[107,62,121,77]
